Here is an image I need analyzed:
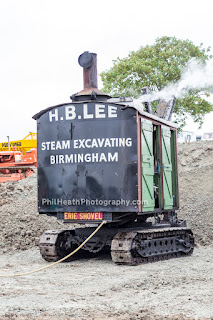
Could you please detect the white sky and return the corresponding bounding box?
[0,0,213,142]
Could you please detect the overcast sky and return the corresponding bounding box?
[0,0,213,142]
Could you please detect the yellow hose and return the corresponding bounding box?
[0,220,107,278]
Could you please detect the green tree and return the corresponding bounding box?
[100,36,213,128]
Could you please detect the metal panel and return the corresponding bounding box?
[161,126,173,209]
[36,102,138,213]
[171,129,179,208]
[137,113,142,212]
[141,118,154,212]
[153,125,163,209]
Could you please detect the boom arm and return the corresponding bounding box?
[155,97,176,121]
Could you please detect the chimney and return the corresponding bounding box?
[71,51,110,102]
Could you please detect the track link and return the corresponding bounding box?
[39,230,78,262]
[0,166,35,171]
[111,227,194,265]
[39,229,103,262]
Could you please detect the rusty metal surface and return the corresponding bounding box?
[73,87,110,101]
[142,87,153,114]
[155,98,176,121]
[0,166,35,170]
[82,53,97,89]
[72,52,110,102]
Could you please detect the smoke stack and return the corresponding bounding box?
[78,52,98,89]
[71,51,110,102]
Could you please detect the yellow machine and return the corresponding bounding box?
[0,133,37,155]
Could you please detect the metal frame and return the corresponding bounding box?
[137,111,179,215]
[137,112,142,212]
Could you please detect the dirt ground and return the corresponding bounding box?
[0,140,213,319]
[0,246,212,320]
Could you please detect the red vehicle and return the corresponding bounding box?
[0,148,37,182]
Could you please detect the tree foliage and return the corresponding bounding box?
[100,36,213,128]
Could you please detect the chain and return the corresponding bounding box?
[72,235,108,253]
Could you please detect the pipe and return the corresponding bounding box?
[78,52,98,89]
[7,136,10,151]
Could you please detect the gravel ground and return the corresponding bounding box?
[0,140,213,319]
[0,246,212,320]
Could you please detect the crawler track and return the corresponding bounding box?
[111,227,194,265]
[39,230,77,262]
[0,166,35,182]
[39,227,194,265]
[0,166,35,171]
[39,229,100,262]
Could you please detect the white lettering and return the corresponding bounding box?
[41,142,46,150]
[85,153,91,162]
[62,140,70,149]
[92,153,99,162]
[85,139,92,148]
[49,109,58,122]
[108,106,117,118]
[97,138,105,147]
[51,141,55,150]
[126,138,132,147]
[104,138,111,147]
[78,154,84,162]
[72,137,133,149]
[119,138,125,147]
[108,152,118,162]
[65,106,76,120]
[110,138,116,147]
[46,142,51,150]
[56,141,61,150]
[91,139,98,148]
[49,152,119,165]
[42,138,132,152]
[83,104,93,119]
[41,140,71,151]
[47,104,120,122]
[50,155,55,164]
[79,139,85,148]
[99,153,107,162]
[59,155,64,163]
[74,140,78,148]
[65,154,73,163]
[95,104,106,118]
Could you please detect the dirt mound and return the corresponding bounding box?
[178,139,213,171]
[0,140,213,253]
[178,140,213,246]
[0,171,64,253]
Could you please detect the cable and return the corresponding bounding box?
[0,220,107,278]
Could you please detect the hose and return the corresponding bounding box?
[0,220,107,278]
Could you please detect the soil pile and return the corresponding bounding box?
[178,140,213,246]
[0,171,64,253]
[0,140,213,253]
